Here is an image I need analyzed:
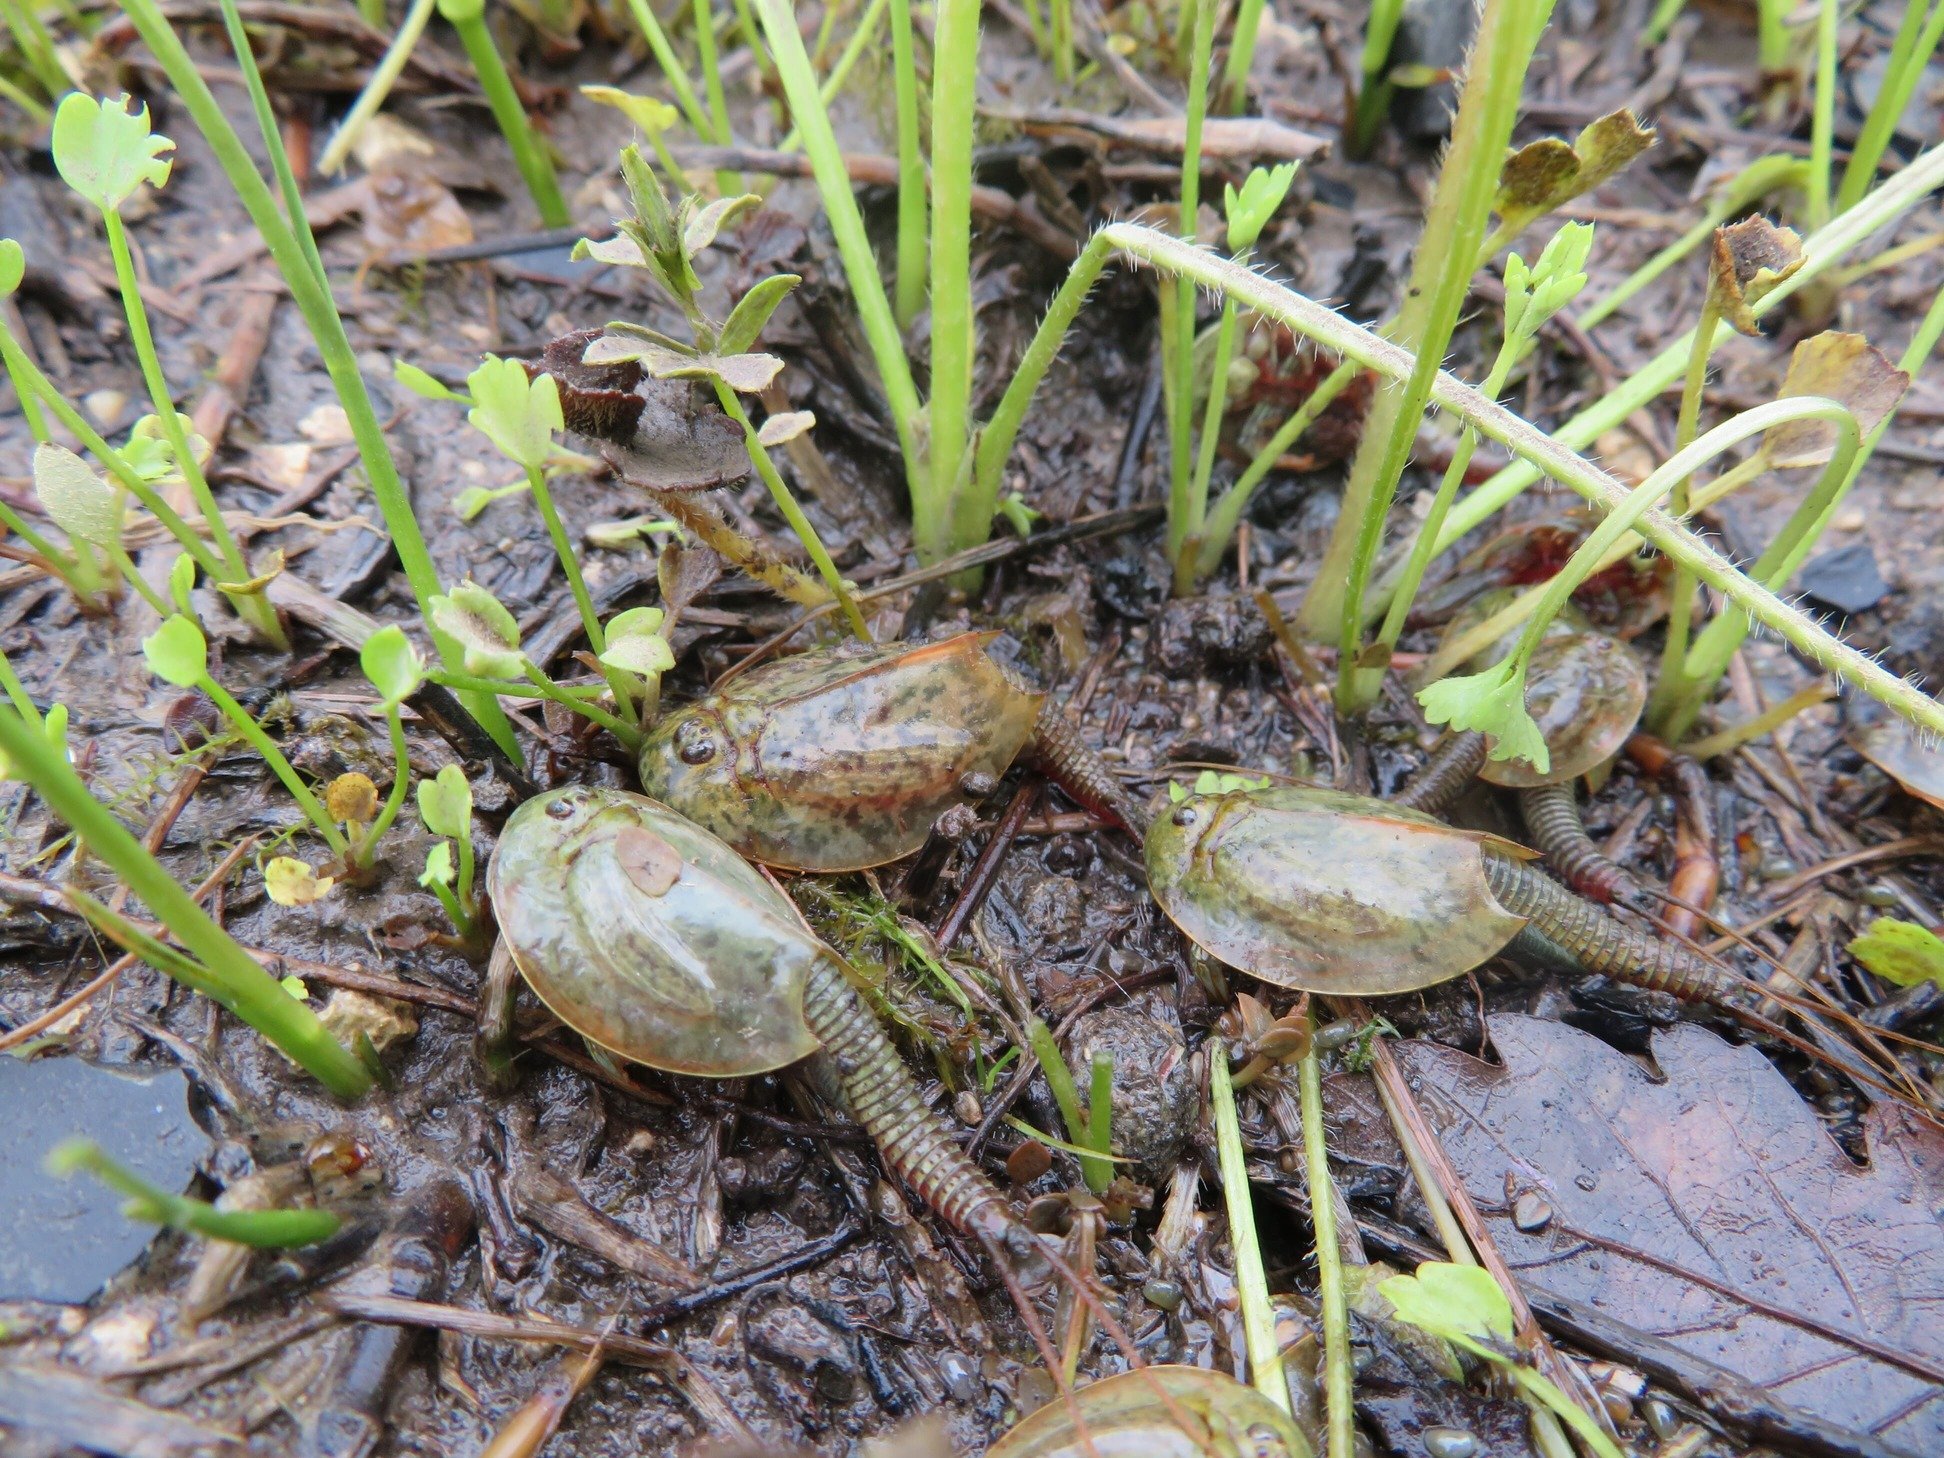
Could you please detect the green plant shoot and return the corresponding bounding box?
[1849,918,1944,990]
[48,1139,342,1247]
[417,764,478,941]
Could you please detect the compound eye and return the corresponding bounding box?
[676,722,718,766]
[1172,805,1198,827]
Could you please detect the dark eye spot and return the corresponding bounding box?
[545,796,575,819]
[1172,805,1198,827]
[677,723,717,766]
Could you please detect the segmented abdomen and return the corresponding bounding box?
[1393,730,1488,815]
[1031,701,1152,836]
[1482,855,1739,1007]
[801,955,1020,1251]
[1517,782,1638,905]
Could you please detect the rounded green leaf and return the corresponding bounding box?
[466,356,562,471]
[51,93,176,213]
[0,239,23,297]
[603,605,665,640]
[420,839,455,888]
[1379,1261,1515,1352]
[600,633,675,677]
[429,582,525,678]
[360,625,425,706]
[33,443,121,546]
[416,763,473,841]
[142,614,208,688]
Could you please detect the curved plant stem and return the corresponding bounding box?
[1209,1046,1290,1414]
[1425,139,1944,559]
[317,0,438,175]
[1296,1015,1351,1455]
[889,0,925,329]
[0,710,370,1098]
[930,0,980,561]
[982,221,1944,740]
[128,0,520,757]
[712,384,871,640]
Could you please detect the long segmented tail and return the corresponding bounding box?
[1030,702,1152,837]
[1517,781,1641,906]
[1483,855,1743,1008]
[801,955,1040,1266]
[1392,729,1489,814]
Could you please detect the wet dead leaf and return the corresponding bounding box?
[1394,1015,1944,1451]
[1767,331,1911,468]
[599,376,751,493]
[1710,216,1804,334]
[1852,718,1944,808]
[657,540,722,622]
[1494,109,1655,238]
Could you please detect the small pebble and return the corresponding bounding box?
[1861,882,1901,909]
[1759,856,1798,881]
[1142,1278,1184,1311]
[84,388,128,430]
[1511,1191,1554,1232]
[1313,1018,1360,1053]
[1421,1426,1478,1458]
[937,1350,981,1403]
[1832,506,1866,532]
[1643,1398,1681,1440]
[954,1090,983,1126]
[1006,1140,1052,1184]
[1598,1385,1635,1425]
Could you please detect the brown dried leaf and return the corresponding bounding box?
[1494,109,1655,238]
[1394,1015,1944,1451]
[1766,331,1911,468]
[1709,216,1805,334]
[657,540,722,620]
[599,377,750,493]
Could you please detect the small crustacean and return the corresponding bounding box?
[638,632,1142,871]
[486,786,1040,1266]
[1146,784,1744,1007]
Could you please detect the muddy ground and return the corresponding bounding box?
[0,0,1941,1454]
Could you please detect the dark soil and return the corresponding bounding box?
[1,0,1941,1454]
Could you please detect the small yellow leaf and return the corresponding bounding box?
[265,857,334,907]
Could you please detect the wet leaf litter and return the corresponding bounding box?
[0,0,1941,1453]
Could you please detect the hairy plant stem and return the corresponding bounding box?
[0,711,370,1097]
[1421,139,1944,562]
[1313,0,1554,711]
[712,384,871,640]
[889,0,926,329]
[1658,281,1944,739]
[127,0,520,756]
[978,222,1944,740]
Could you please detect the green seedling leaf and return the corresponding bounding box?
[168,554,197,617]
[33,443,122,546]
[1848,917,1944,989]
[420,838,456,889]
[994,491,1039,538]
[1195,770,1272,796]
[51,94,176,213]
[1501,222,1594,347]
[360,625,424,707]
[1223,161,1299,252]
[393,359,469,404]
[580,85,682,135]
[416,763,473,841]
[1765,331,1910,469]
[467,356,563,471]
[281,975,309,999]
[573,233,652,269]
[582,334,785,393]
[600,633,675,677]
[44,703,68,761]
[0,239,23,297]
[126,412,212,480]
[452,481,529,520]
[1494,109,1654,240]
[142,614,208,688]
[718,273,802,356]
[1709,216,1805,334]
[264,856,334,907]
[683,193,763,259]
[429,582,525,678]
[605,605,666,640]
[1417,662,1550,774]
[757,410,815,449]
[1379,1261,1517,1360]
